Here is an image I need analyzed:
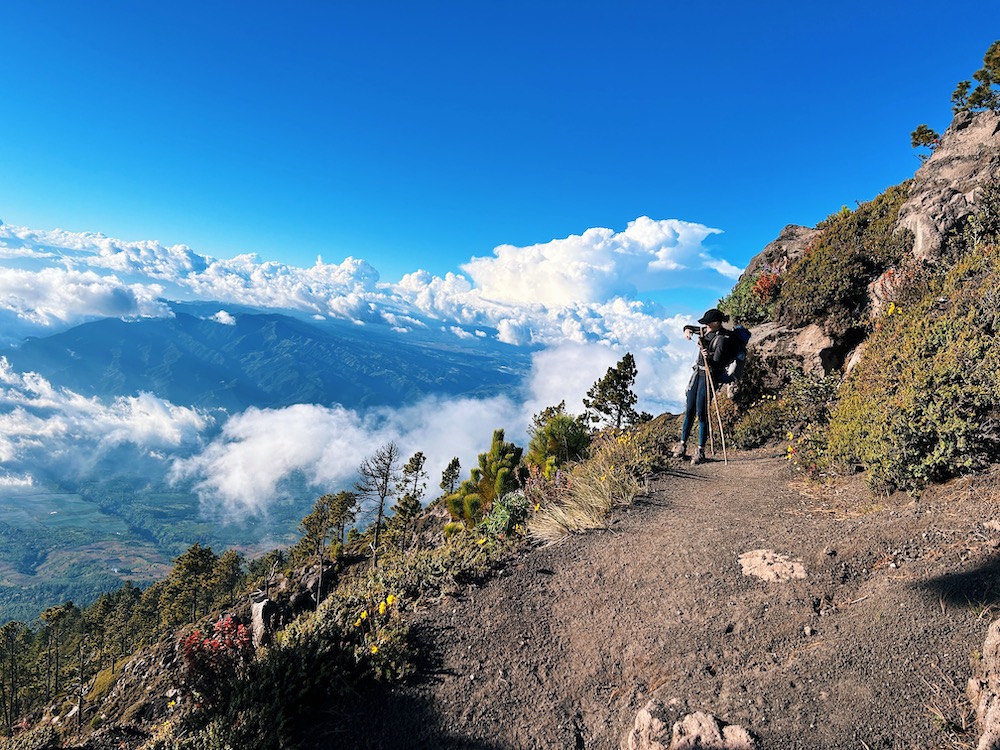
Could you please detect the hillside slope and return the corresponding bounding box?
[4,309,529,412]
[325,450,996,749]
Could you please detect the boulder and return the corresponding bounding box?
[747,322,838,378]
[897,109,1000,261]
[251,596,282,648]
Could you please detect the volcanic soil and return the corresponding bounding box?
[327,449,1000,749]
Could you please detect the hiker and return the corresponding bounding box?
[673,308,732,465]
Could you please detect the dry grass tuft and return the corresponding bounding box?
[527,425,660,544]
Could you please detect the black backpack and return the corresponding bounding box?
[719,326,751,380]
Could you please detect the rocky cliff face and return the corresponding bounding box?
[744,109,1000,376]
[898,109,1000,260]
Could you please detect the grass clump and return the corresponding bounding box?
[526,418,671,543]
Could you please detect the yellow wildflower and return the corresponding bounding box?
[477,538,486,545]
[378,600,387,616]
[386,594,397,606]
[370,644,379,655]
[360,610,368,620]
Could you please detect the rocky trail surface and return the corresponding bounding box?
[327,450,1000,749]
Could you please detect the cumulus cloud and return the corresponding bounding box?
[0,216,745,519]
[0,218,742,359]
[172,395,522,520]
[0,266,172,339]
[209,310,237,325]
[461,217,726,306]
[0,357,213,471]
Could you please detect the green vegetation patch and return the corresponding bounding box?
[826,244,1000,492]
[775,182,913,337]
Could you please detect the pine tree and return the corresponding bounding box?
[526,402,591,476]
[160,544,218,627]
[952,40,1000,112]
[582,353,640,430]
[440,457,461,495]
[446,429,526,526]
[300,495,340,609]
[355,442,402,568]
[390,452,428,552]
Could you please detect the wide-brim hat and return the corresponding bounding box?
[698,308,728,325]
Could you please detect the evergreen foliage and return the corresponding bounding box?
[825,222,1000,492]
[910,123,940,161]
[525,401,591,477]
[446,429,527,527]
[582,353,640,429]
[952,40,1000,112]
[439,457,461,496]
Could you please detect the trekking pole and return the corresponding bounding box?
[693,334,715,455]
[696,333,729,465]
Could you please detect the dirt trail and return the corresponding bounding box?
[331,451,1000,749]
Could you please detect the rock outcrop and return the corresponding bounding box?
[897,109,1000,261]
[968,617,1000,750]
[745,322,841,379]
[742,224,821,278]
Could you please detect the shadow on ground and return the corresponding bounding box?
[298,622,507,750]
[920,554,1000,609]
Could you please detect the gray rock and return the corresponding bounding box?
[251,597,282,648]
[968,617,1000,750]
[748,322,838,378]
[897,109,1000,261]
[742,224,821,279]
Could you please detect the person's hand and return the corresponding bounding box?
[684,330,692,340]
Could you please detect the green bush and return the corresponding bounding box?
[775,182,913,337]
[719,270,780,326]
[826,245,1000,492]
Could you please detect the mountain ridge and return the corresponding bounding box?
[3,308,531,413]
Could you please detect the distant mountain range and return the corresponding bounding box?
[3,301,532,414]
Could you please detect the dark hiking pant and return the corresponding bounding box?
[681,369,710,448]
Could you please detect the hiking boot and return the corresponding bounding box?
[690,447,706,465]
[671,442,687,459]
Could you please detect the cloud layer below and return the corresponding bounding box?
[0,217,744,518]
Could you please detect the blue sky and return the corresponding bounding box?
[1,1,998,308]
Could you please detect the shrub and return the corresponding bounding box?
[479,491,530,538]
[719,268,781,325]
[775,182,913,337]
[721,367,839,451]
[825,244,1000,492]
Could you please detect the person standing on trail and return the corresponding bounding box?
[673,308,732,465]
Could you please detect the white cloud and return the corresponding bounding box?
[0,357,213,468]
[172,395,523,520]
[0,266,172,338]
[461,216,726,306]
[209,310,237,325]
[0,216,745,518]
[0,473,33,488]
